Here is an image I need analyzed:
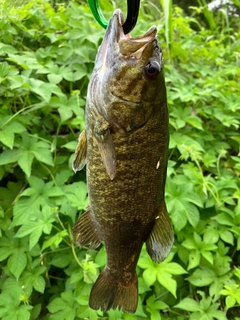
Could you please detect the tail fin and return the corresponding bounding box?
[89,267,138,313]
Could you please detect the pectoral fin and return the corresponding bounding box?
[94,119,116,180]
[72,206,102,249]
[146,201,174,263]
[72,129,87,173]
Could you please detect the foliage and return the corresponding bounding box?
[0,0,239,319]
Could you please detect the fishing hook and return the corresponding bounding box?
[88,0,141,34]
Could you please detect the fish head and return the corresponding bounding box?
[90,9,166,131]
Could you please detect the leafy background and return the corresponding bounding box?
[0,0,239,319]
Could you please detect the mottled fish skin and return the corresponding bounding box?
[72,9,174,314]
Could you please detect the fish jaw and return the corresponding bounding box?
[95,9,158,75]
[89,9,164,131]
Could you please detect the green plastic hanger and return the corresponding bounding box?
[88,0,140,34]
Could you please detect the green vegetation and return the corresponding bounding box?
[0,0,239,319]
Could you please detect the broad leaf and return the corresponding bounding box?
[15,206,56,249]
[7,248,27,280]
[175,298,200,312]
[0,119,25,149]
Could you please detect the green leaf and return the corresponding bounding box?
[184,202,200,227]
[169,206,187,231]
[18,151,34,177]
[186,116,203,130]
[175,298,200,312]
[32,145,53,166]
[0,291,29,319]
[204,228,219,244]
[0,149,19,165]
[147,295,168,313]
[209,276,227,299]
[182,239,197,250]
[188,268,215,287]
[0,134,53,176]
[142,267,157,287]
[0,43,18,54]
[30,304,41,320]
[15,206,55,250]
[201,251,214,264]
[47,73,63,84]
[58,106,73,123]
[65,181,88,210]
[33,275,45,293]
[166,180,202,231]
[188,250,201,270]
[62,141,78,151]
[50,252,72,268]
[19,264,46,295]
[149,309,161,320]
[0,246,14,261]
[29,78,63,102]
[0,121,26,149]
[219,230,234,245]
[13,177,63,226]
[7,249,27,280]
[16,305,33,320]
[164,262,187,275]
[1,2,240,318]
[156,270,177,298]
[226,296,236,309]
[42,230,68,251]
[47,291,78,320]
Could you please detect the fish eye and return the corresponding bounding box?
[144,61,160,80]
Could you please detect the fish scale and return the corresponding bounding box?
[72,8,174,313]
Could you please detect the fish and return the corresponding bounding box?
[72,9,174,314]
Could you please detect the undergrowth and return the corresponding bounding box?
[0,0,239,319]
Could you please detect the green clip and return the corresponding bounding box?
[88,0,141,34]
[88,0,108,29]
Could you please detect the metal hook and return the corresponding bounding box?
[88,0,140,34]
[122,0,140,34]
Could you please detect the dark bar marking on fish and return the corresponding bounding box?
[72,207,102,249]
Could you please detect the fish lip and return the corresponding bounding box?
[111,9,157,41]
[106,9,158,57]
[96,10,158,72]
[107,9,125,44]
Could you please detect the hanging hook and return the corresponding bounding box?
[122,0,140,34]
[88,0,140,34]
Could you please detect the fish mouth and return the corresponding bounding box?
[98,9,158,66]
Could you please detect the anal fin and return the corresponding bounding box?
[146,201,174,263]
[72,129,87,173]
[72,207,102,249]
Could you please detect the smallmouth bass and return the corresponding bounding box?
[72,9,174,314]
